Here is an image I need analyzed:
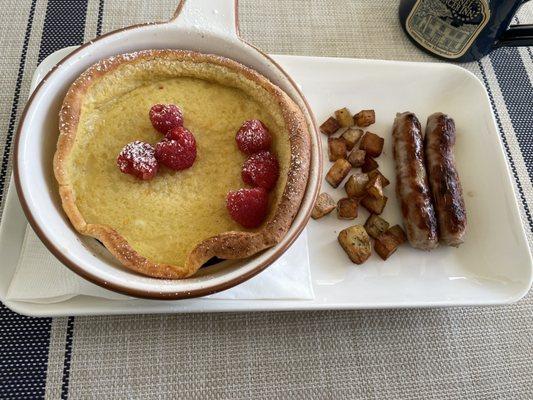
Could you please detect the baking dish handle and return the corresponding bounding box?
[169,0,239,39]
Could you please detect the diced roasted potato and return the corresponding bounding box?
[361,195,388,214]
[342,127,363,150]
[311,192,336,219]
[365,173,383,199]
[326,159,352,188]
[388,225,407,244]
[359,132,384,157]
[337,197,358,220]
[353,109,375,127]
[344,172,369,198]
[320,116,340,136]
[328,138,347,161]
[375,231,402,260]
[335,107,354,128]
[361,155,379,173]
[364,214,390,239]
[348,149,366,168]
[338,225,371,265]
[368,169,390,187]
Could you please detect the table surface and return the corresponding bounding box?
[1,1,532,399]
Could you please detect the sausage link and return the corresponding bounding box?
[392,112,438,250]
[424,113,466,247]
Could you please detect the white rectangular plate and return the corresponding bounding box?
[0,48,531,316]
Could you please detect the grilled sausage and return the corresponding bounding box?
[392,112,438,250]
[424,113,466,247]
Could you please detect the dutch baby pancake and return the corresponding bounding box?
[54,50,310,279]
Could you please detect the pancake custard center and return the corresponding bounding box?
[68,76,289,266]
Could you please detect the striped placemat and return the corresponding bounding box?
[1,1,532,399]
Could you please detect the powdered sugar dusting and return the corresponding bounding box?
[117,140,158,180]
[241,150,279,191]
[119,141,156,167]
[235,119,272,155]
[149,103,183,133]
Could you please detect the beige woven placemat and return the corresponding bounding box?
[1,1,532,399]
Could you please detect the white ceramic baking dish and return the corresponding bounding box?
[14,0,322,299]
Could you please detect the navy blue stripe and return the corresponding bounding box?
[477,60,533,233]
[60,317,75,400]
[96,0,105,37]
[0,3,52,400]
[489,48,533,183]
[38,0,89,63]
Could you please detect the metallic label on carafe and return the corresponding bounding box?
[406,0,490,58]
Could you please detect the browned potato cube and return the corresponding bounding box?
[364,214,390,239]
[344,173,369,198]
[368,169,390,187]
[375,231,402,260]
[337,197,358,220]
[353,109,375,127]
[347,149,366,168]
[335,107,354,128]
[326,159,352,188]
[359,132,384,157]
[320,116,340,136]
[342,128,363,150]
[338,225,371,265]
[361,155,379,173]
[388,225,407,244]
[365,174,383,199]
[328,138,347,161]
[311,192,336,219]
[361,195,388,215]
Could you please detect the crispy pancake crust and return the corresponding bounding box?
[54,49,310,279]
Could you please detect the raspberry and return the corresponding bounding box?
[226,188,269,229]
[154,127,196,171]
[241,151,279,191]
[149,104,183,134]
[117,141,158,180]
[165,125,193,141]
[235,119,272,155]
